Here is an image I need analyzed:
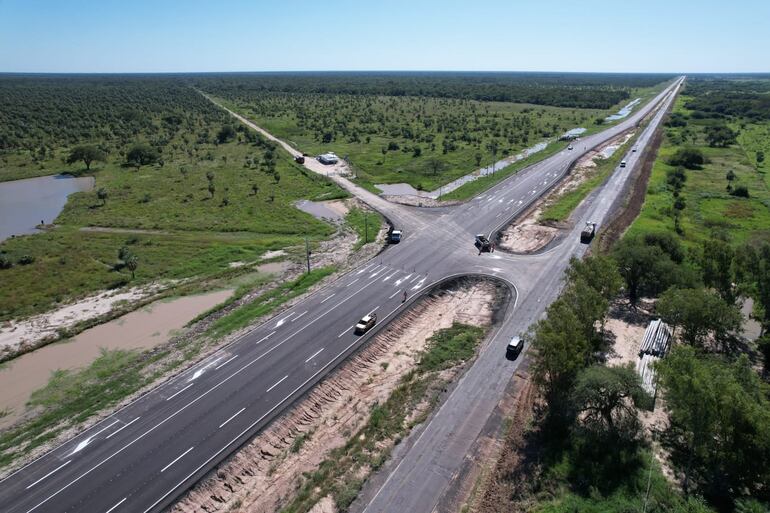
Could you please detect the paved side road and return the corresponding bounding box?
[0,78,681,513]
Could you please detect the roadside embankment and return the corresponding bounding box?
[172,278,506,513]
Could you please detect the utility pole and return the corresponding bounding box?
[364,215,369,244]
[305,235,311,274]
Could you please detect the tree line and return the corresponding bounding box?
[191,71,675,110]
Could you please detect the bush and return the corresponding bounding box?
[0,255,12,269]
[730,185,750,198]
[17,255,35,265]
[668,148,706,169]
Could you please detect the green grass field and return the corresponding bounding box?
[626,93,770,248]
[0,116,347,321]
[215,94,609,191]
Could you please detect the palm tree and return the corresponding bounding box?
[125,254,138,279]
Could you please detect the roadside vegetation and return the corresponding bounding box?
[484,77,770,513]
[279,322,486,513]
[208,266,336,337]
[0,75,347,321]
[627,76,770,246]
[344,207,382,250]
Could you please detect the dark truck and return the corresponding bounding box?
[475,234,492,252]
[580,222,597,244]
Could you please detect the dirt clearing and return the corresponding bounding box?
[172,280,500,513]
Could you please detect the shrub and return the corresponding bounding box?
[668,148,706,169]
[730,185,750,198]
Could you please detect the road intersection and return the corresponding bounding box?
[0,78,683,513]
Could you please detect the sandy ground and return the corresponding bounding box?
[381,194,462,208]
[0,283,165,357]
[498,204,560,253]
[172,282,497,513]
[497,130,636,254]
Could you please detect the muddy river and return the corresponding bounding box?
[0,289,232,429]
[0,174,94,242]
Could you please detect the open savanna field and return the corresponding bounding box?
[0,75,345,321]
[627,75,770,248]
[196,72,673,191]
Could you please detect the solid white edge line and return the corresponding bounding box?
[215,355,238,370]
[139,294,440,513]
[165,383,193,402]
[104,497,127,513]
[266,375,288,393]
[218,408,246,429]
[305,348,324,363]
[160,447,194,473]
[105,417,140,440]
[22,272,390,513]
[25,460,71,490]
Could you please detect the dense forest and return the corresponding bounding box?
[191,71,675,109]
[0,75,229,152]
[683,74,770,120]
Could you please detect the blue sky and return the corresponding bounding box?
[1,0,768,73]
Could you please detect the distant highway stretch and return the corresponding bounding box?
[0,77,683,513]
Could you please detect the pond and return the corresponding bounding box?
[0,288,233,429]
[0,174,94,242]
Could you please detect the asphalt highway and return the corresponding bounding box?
[0,77,683,513]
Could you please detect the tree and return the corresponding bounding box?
[656,287,742,351]
[701,238,735,303]
[126,144,160,167]
[425,158,447,176]
[530,297,590,413]
[208,182,216,199]
[474,152,482,167]
[613,237,683,306]
[668,148,706,170]
[216,125,237,144]
[565,255,623,301]
[251,183,259,196]
[704,125,737,148]
[657,347,770,501]
[124,253,138,279]
[66,145,105,170]
[757,150,765,165]
[571,364,650,437]
[97,187,108,206]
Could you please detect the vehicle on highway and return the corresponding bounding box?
[632,147,637,152]
[389,229,402,243]
[506,336,524,360]
[568,144,574,150]
[354,313,377,334]
[620,160,627,168]
[580,222,597,243]
[475,234,492,252]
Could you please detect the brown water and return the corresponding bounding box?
[0,174,94,241]
[0,289,232,429]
